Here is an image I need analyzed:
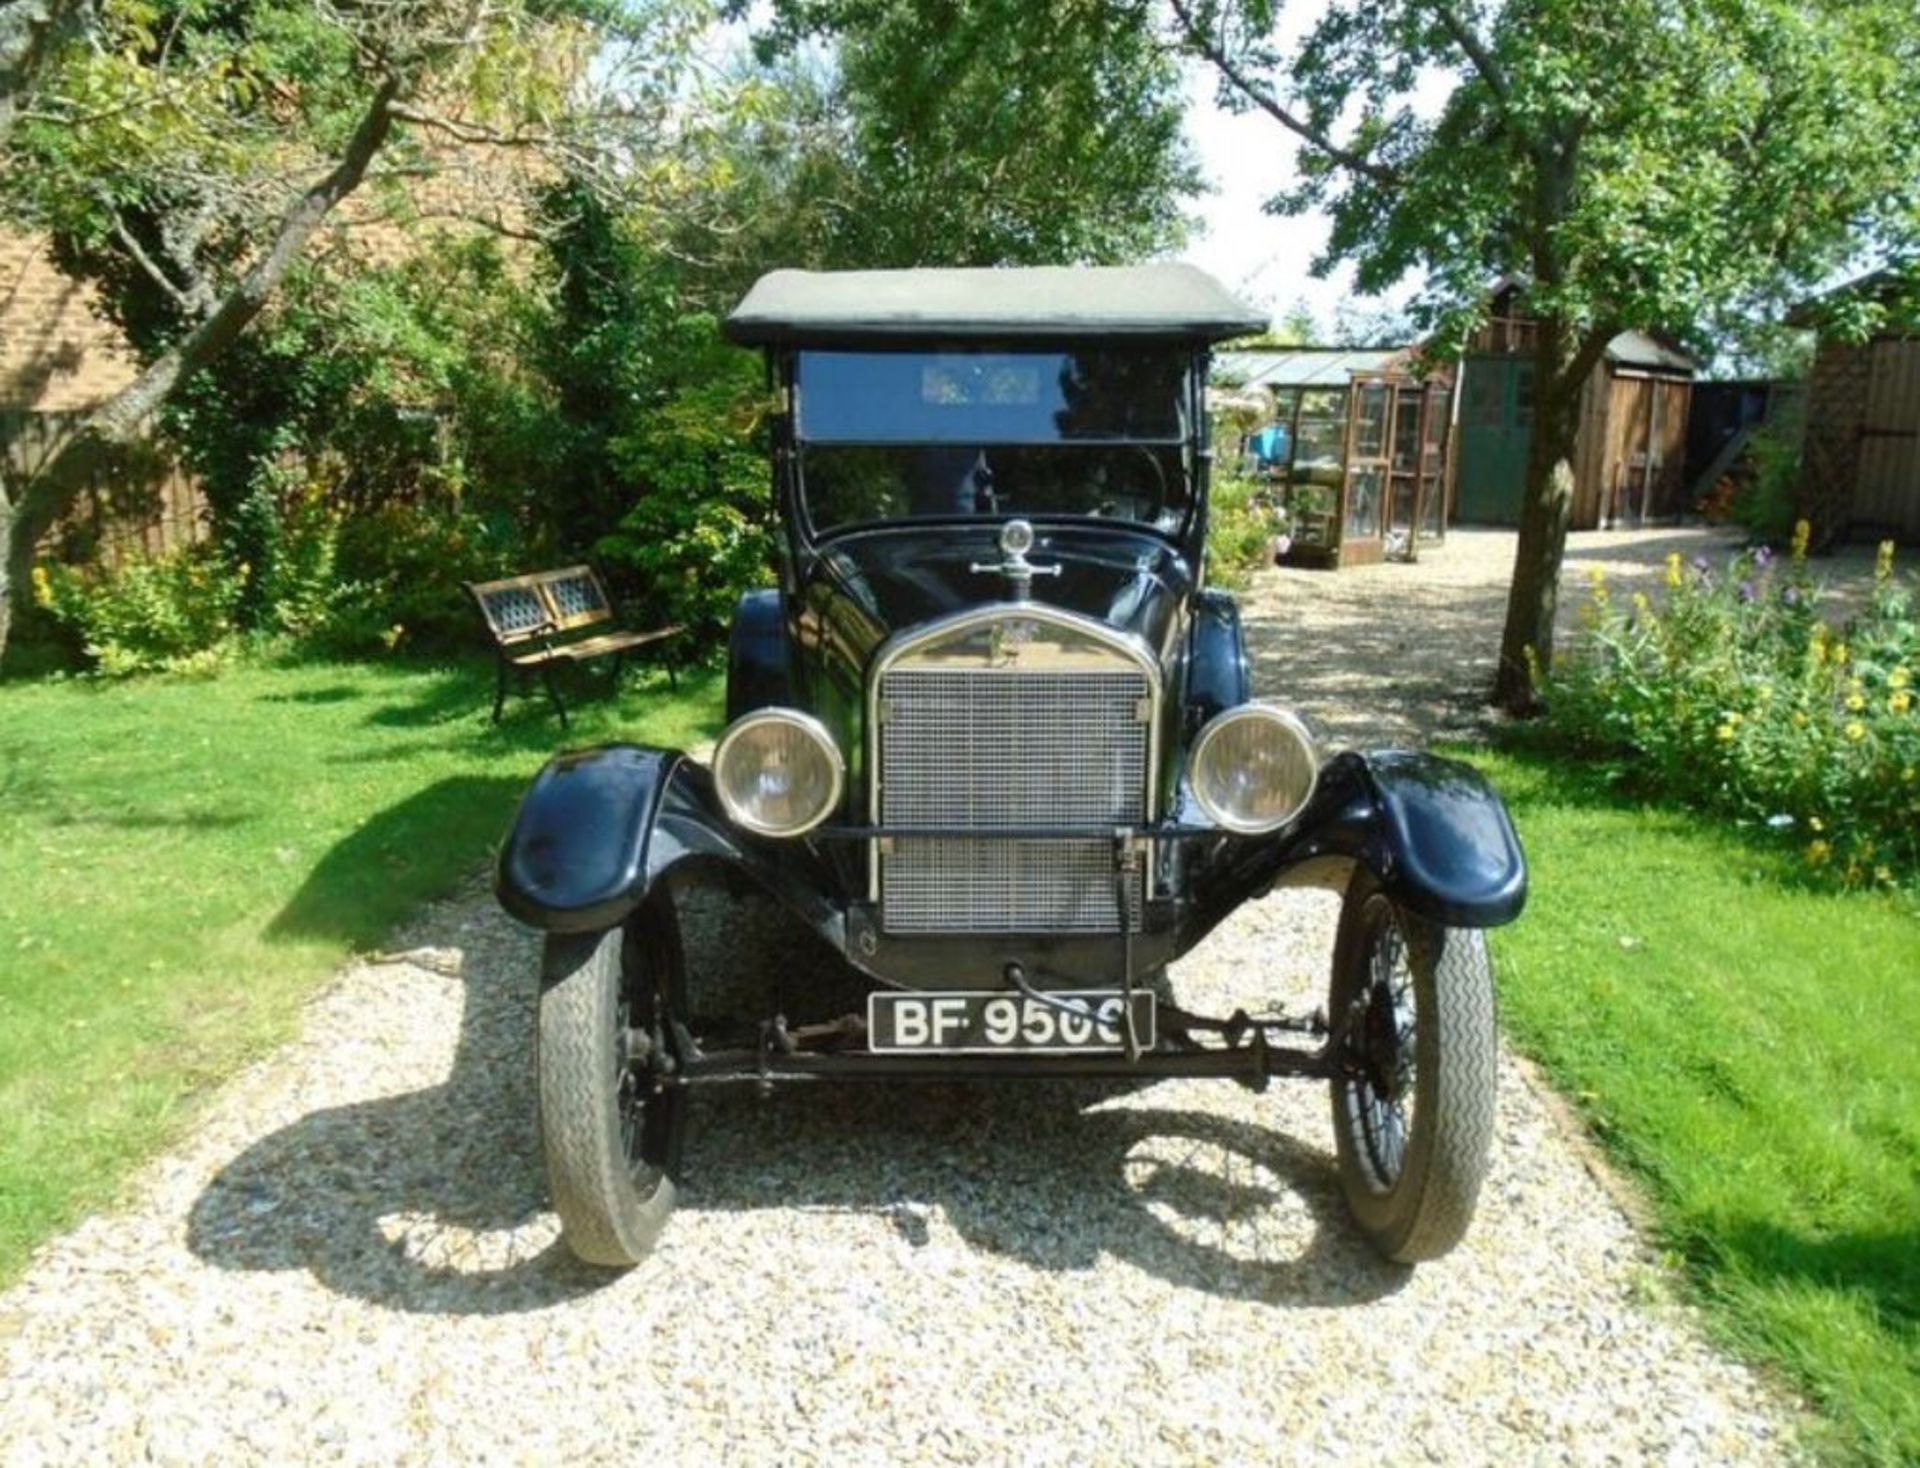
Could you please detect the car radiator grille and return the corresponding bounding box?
[878,668,1149,933]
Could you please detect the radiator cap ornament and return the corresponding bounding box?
[971,518,1060,600]
[1000,518,1035,556]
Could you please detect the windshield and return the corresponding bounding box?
[795,349,1192,534]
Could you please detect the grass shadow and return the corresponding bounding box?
[1714,1220,1920,1332]
[268,774,525,947]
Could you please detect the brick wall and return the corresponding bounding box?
[0,226,140,412]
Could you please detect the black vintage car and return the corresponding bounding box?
[496,265,1527,1269]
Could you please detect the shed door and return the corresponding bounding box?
[1454,357,1530,525]
[1857,339,1920,539]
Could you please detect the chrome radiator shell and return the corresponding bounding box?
[869,606,1159,934]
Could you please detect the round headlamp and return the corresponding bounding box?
[1187,703,1319,835]
[713,709,845,838]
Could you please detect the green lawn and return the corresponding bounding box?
[0,654,722,1284]
[1469,745,1920,1466]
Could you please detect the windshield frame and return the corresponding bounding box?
[784,344,1203,545]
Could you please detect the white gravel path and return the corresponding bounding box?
[0,526,1809,1465]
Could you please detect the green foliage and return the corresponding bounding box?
[1205,474,1280,591]
[1472,743,1920,1465]
[1540,536,1920,886]
[1729,427,1802,545]
[747,0,1198,267]
[33,544,242,675]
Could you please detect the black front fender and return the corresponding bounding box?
[1184,749,1526,943]
[496,743,846,944]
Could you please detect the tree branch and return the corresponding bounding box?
[0,0,92,145]
[1423,1,1509,108]
[1168,0,1398,187]
[107,208,213,318]
[389,101,551,149]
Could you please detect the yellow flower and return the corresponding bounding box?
[1810,815,1824,832]
[1631,591,1651,617]
[1833,642,1848,666]
[1715,723,1736,742]
[1876,539,1896,582]
[1893,691,1913,715]
[1847,693,1866,712]
[1755,683,1773,701]
[1805,839,1831,865]
[1791,710,1808,728]
[1665,552,1684,589]
[1727,710,1743,724]
[1876,865,1893,884]
[1891,668,1911,691]
[1791,519,1812,561]
[29,565,52,608]
[1844,720,1866,742]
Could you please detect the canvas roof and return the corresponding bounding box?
[1605,330,1697,375]
[723,265,1267,346]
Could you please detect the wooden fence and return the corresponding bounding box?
[2,409,207,566]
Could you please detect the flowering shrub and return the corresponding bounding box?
[1541,526,1920,886]
[33,548,244,676]
[1208,475,1285,590]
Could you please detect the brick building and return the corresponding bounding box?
[0,226,139,413]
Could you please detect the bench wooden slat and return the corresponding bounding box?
[507,624,687,667]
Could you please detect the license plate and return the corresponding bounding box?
[866,990,1156,1055]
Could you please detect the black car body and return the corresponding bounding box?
[496,265,1527,1269]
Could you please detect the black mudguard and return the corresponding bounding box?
[1183,588,1250,736]
[1183,749,1526,945]
[496,743,845,944]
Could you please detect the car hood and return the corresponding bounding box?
[806,522,1194,661]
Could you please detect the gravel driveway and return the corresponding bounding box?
[0,527,1805,1464]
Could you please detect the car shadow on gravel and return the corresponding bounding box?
[187,882,1408,1317]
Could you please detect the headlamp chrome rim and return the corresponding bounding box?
[1187,702,1320,835]
[712,707,846,838]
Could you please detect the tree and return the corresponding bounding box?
[0,0,715,663]
[749,0,1200,267]
[1174,0,1920,711]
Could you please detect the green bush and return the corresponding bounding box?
[328,501,525,652]
[33,546,243,676]
[1206,474,1280,590]
[1540,528,1920,885]
[1728,425,1801,544]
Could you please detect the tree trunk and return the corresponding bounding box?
[0,74,399,666]
[1490,318,1611,714]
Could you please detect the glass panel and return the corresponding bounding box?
[1392,388,1421,472]
[1420,473,1446,539]
[1346,466,1383,541]
[1352,382,1390,458]
[1289,388,1347,486]
[798,350,1187,443]
[803,443,1188,532]
[1389,475,1417,534]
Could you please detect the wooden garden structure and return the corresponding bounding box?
[1789,273,1920,546]
[1215,347,1455,568]
[1453,283,1698,529]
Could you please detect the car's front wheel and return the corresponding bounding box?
[537,889,688,1268]
[1328,869,1496,1263]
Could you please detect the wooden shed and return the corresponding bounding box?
[1213,347,1454,568]
[1453,285,1697,529]
[1790,273,1920,545]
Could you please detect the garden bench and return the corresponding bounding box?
[467,565,682,728]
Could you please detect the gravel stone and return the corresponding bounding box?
[0,527,1810,1464]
